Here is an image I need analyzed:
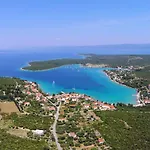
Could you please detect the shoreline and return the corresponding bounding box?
[103,71,130,88]
[103,70,140,105]
[20,64,81,72]
[20,64,137,105]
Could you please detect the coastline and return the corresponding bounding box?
[103,70,130,88]
[20,63,81,72]
[20,64,137,105]
[103,70,140,105]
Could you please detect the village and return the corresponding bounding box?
[0,72,150,149]
[104,66,150,106]
[83,63,108,68]
[0,78,116,150]
[1,68,150,150]
[22,81,116,149]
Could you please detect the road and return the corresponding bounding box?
[52,101,62,150]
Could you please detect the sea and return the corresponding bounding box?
[1,44,150,104]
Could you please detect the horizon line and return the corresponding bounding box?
[1,43,150,51]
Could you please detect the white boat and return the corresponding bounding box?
[72,84,76,90]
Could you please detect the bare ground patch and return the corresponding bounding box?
[0,101,19,114]
[7,128,30,138]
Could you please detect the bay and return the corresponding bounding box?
[0,46,141,104]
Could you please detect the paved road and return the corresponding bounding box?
[52,101,62,150]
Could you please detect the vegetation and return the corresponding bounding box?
[0,129,48,150]
[135,65,150,82]
[0,77,25,101]
[93,105,150,150]
[57,99,108,149]
[0,77,56,150]
[8,113,53,130]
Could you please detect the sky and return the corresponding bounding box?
[0,0,150,49]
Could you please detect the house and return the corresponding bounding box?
[48,106,56,111]
[65,100,69,104]
[32,129,44,136]
[69,104,76,108]
[93,101,98,105]
[97,101,103,106]
[68,132,77,138]
[100,104,116,110]
[61,98,66,102]
[40,103,44,106]
[58,118,66,122]
[144,99,150,104]
[24,102,31,107]
[47,95,53,99]
[24,85,29,88]
[101,104,112,110]
[72,98,77,102]
[84,104,90,109]
[27,91,31,95]
[98,138,105,144]
[93,105,98,110]
[109,104,116,110]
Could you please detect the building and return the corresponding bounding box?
[24,102,31,107]
[48,106,56,111]
[32,129,45,136]
[144,99,150,104]
[68,132,77,138]
[98,138,105,144]
[84,104,90,109]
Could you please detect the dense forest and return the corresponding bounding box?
[93,105,150,150]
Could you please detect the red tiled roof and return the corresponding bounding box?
[98,138,105,143]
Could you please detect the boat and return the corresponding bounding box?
[72,84,76,90]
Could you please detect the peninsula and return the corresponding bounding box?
[22,54,150,71]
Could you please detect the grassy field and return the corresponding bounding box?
[7,128,30,138]
[0,119,13,129]
[0,102,19,114]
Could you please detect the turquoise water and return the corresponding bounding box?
[23,64,136,104]
[0,49,137,104]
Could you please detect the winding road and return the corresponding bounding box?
[52,101,62,150]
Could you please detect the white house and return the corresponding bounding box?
[32,129,45,136]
